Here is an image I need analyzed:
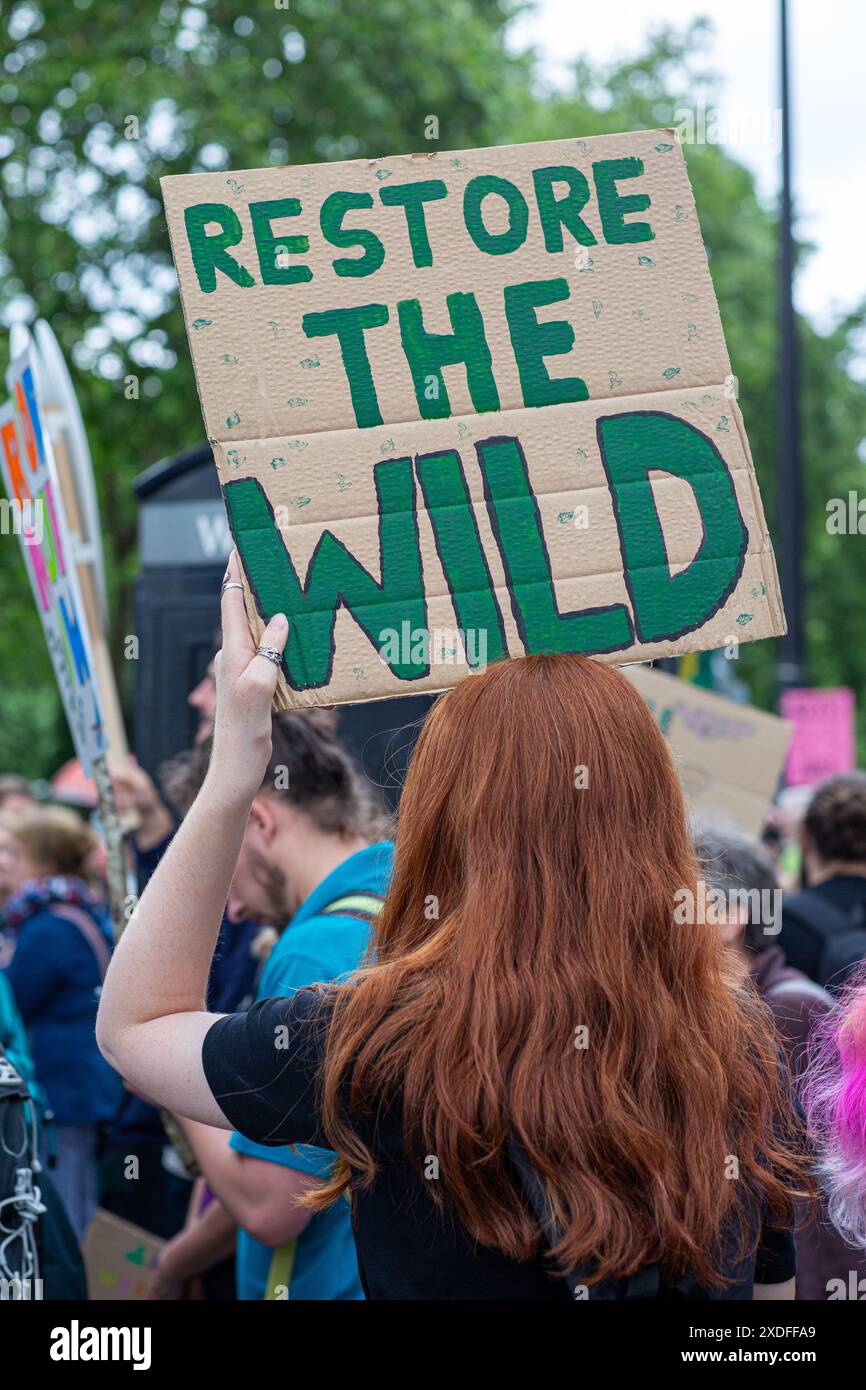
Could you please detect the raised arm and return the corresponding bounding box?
[96,552,288,1128]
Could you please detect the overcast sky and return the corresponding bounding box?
[510,0,866,357]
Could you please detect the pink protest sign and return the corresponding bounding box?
[780,687,856,787]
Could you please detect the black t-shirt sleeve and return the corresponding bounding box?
[753,1219,797,1287]
[202,989,332,1148]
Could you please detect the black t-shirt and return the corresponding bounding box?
[202,991,796,1301]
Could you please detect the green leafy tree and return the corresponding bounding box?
[1,8,863,776]
[509,20,866,739]
[0,0,529,775]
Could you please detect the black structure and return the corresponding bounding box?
[776,0,805,692]
[132,444,431,806]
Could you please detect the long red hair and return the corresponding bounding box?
[309,654,807,1286]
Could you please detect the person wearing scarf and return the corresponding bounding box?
[0,809,122,1240]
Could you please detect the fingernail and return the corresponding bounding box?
[273,613,288,631]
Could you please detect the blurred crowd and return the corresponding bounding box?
[2,651,866,1302]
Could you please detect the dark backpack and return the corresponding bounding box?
[783,889,866,994]
[0,1044,43,1299]
[0,1045,87,1301]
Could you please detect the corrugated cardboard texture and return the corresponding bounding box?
[163,129,785,708]
[623,664,792,834]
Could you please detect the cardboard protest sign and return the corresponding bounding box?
[83,1209,164,1300]
[624,664,792,835]
[0,348,106,771]
[780,686,856,787]
[163,130,785,708]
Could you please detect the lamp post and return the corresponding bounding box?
[776,0,806,696]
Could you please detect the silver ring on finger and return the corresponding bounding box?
[255,645,284,667]
[221,581,245,596]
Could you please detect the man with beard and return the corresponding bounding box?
[160,709,393,1300]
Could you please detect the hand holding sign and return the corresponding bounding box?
[208,552,288,805]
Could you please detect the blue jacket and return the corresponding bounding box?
[2,880,122,1125]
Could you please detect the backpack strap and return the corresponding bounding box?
[507,1134,585,1299]
[264,1238,297,1301]
[318,892,386,925]
[508,1134,663,1300]
[0,1043,43,1293]
[49,905,111,982]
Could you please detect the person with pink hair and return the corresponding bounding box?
[805,969,866,1258]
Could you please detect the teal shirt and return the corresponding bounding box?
[231,841,393,1300]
